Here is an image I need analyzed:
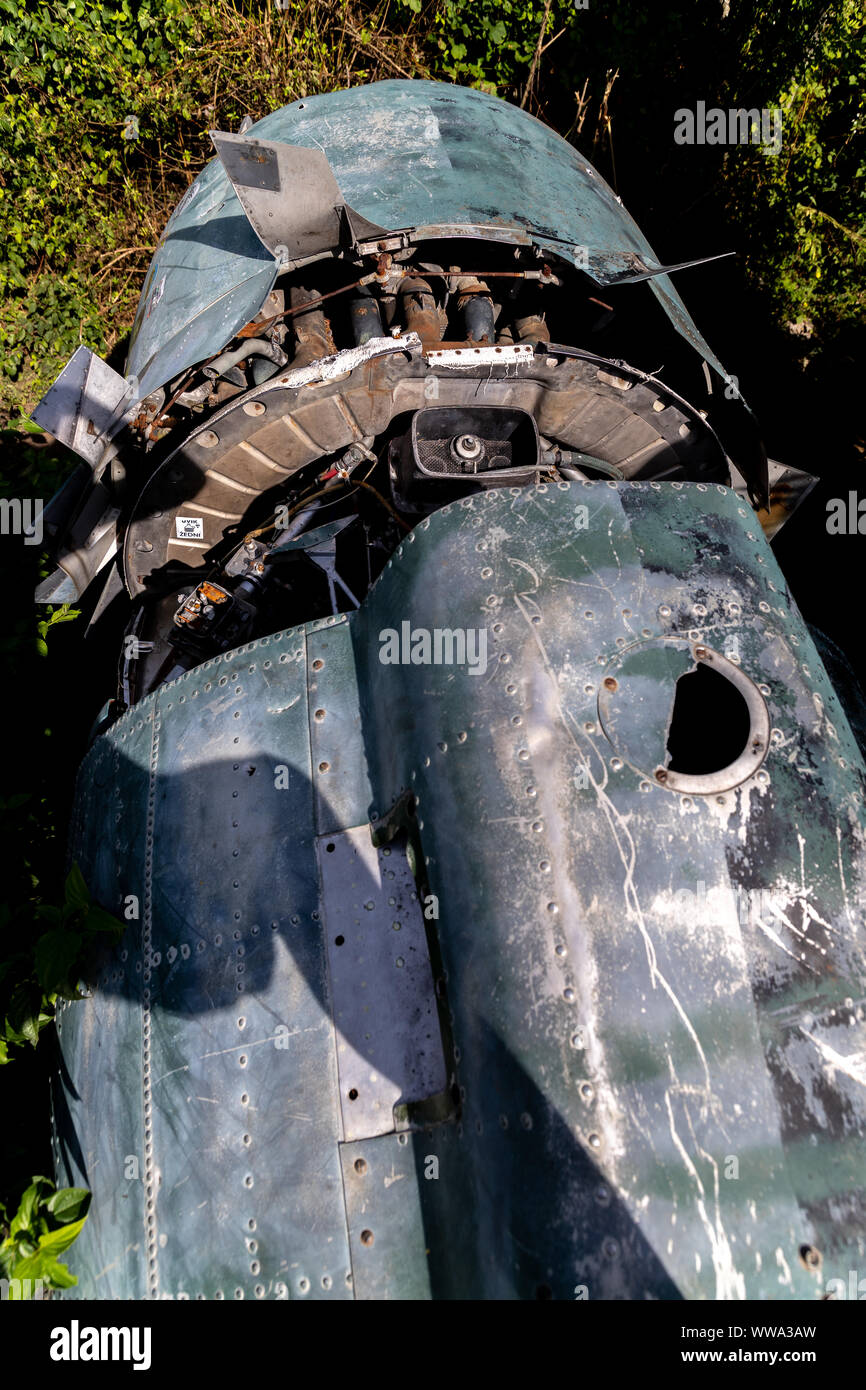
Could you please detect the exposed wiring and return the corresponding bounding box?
[241,482,349,544]
[230,443,404,573]
[347,477,412,532]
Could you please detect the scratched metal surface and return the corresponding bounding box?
[54,627,355,1301]
[349,481,866,1298]
[54,482,866,1298]
[125,80,734,402]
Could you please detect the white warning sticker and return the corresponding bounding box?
[175,516,204,540]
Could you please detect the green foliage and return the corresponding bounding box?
[0,0,433,417]
[0,863,124,1065]
[394,0,560,91]
[724,0,865,335]
[36,602,80,657]
[0,0,203,409]
[0,0,861,422]
[0,1174,90,1293]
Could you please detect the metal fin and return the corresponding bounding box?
[34,566,79,604]
[209,130,389,266]
[585,250,736,286]
[729,458,818,540]
[30,346,135,468]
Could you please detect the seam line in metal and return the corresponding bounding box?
[143,708,160,1298]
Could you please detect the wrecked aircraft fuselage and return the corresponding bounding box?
[36,80,866,1301]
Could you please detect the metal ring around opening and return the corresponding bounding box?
[655,645,770,795]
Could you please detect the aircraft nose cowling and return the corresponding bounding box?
[54,481,866,1299]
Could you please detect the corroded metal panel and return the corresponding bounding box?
[124,81,741,400]
[319,827,446,1141]
[55,483,866,1298]
[54,631,353,1300]
[350,482,866,1299]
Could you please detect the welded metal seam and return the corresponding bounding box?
[142,707,160,1298]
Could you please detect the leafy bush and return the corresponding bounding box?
[1,0,860,423]
[724,0,865,337]
[1,863,124,1065]
[0,0,432,418]
[0,1174,90,1294]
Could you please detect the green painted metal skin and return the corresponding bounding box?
[54,482,866,1300]
[126,80,738,402]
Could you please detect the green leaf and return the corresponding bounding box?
[34,904,62,925]
[0,792,30,810]
[7,1246,78,1291]
[34,928,82,992]
[84,903,124,938]
[7,985,41,1047]
[46,1186,91,1224]
[35,1214,87,1255]
[43,1258,78,1288]
[8,1177,52,1240]
[64,862,90,911]
[44,603,80,627]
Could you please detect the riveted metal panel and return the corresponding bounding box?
[56,483,866,1299]
[348,482,866,1299]
[52,719,153,1301]
[306,616,373,836]
[339,1132,432,1300]
[55,629,354,1300]
[319,827,446,1141]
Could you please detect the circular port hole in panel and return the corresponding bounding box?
[597,639,769,796]
[666,662,751,774]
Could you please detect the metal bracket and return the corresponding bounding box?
[424,343,534,369]
[317,826,447,1142]
[31,347,137,468]
[209,131,389,266]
